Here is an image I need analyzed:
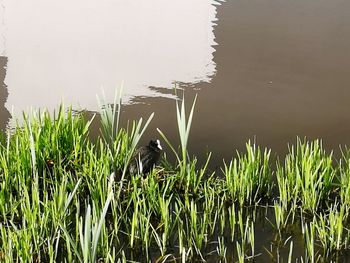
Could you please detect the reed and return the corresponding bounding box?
[2,93,350,262]
[157,93,210,204]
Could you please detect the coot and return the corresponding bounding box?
[129,139,162,174]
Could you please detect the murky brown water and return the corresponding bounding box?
[1,1,350,260]
[1,0,350,164]
[117,0,350,166]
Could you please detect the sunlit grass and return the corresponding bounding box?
[1,92,350,262]
[276,138,336,213]
[223,141,273,206]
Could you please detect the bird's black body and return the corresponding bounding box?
[129,140,162,174]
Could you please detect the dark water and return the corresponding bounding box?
[1,0,350,165]
[1,1,350,261]
[112,0,350,166]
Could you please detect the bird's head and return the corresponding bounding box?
[149,139,162,152]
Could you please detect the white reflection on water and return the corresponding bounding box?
[1,0,219,115]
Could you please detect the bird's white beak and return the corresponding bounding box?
[157,139,162,150]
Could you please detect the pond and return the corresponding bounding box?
[1,0,350,261]
[1,0,350,166]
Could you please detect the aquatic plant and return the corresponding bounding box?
[276,138,335,213]
[223,141,273,206]
[1,93,350,262]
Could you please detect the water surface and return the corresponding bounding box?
[2,0,350,261]
[118,0,350,165]
[1,0,350,165]
[0,0,218,115]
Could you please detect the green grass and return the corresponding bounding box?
[1,94,350,262]
[276,139,335,213]
[223,141,273,206]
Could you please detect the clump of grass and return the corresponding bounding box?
[0,106,94,261]
[158,93,197,168]
[313,204,350,256]
[276,138,335,213]
[60,191,113,263]
[97,89,154,199]
[157,93,211,196]
[338,149,350,209]
[272,200,291,236]
[3,92,350,262]
[223,141,273,206]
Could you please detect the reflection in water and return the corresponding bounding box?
[2,0,219,116]
[0,56,10,130]
[116,0,350,166]
[0,1,10,129]
[2,0,350,167]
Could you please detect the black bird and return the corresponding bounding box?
[129,139,162,174]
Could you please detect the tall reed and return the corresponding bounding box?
[2,93,350,262]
